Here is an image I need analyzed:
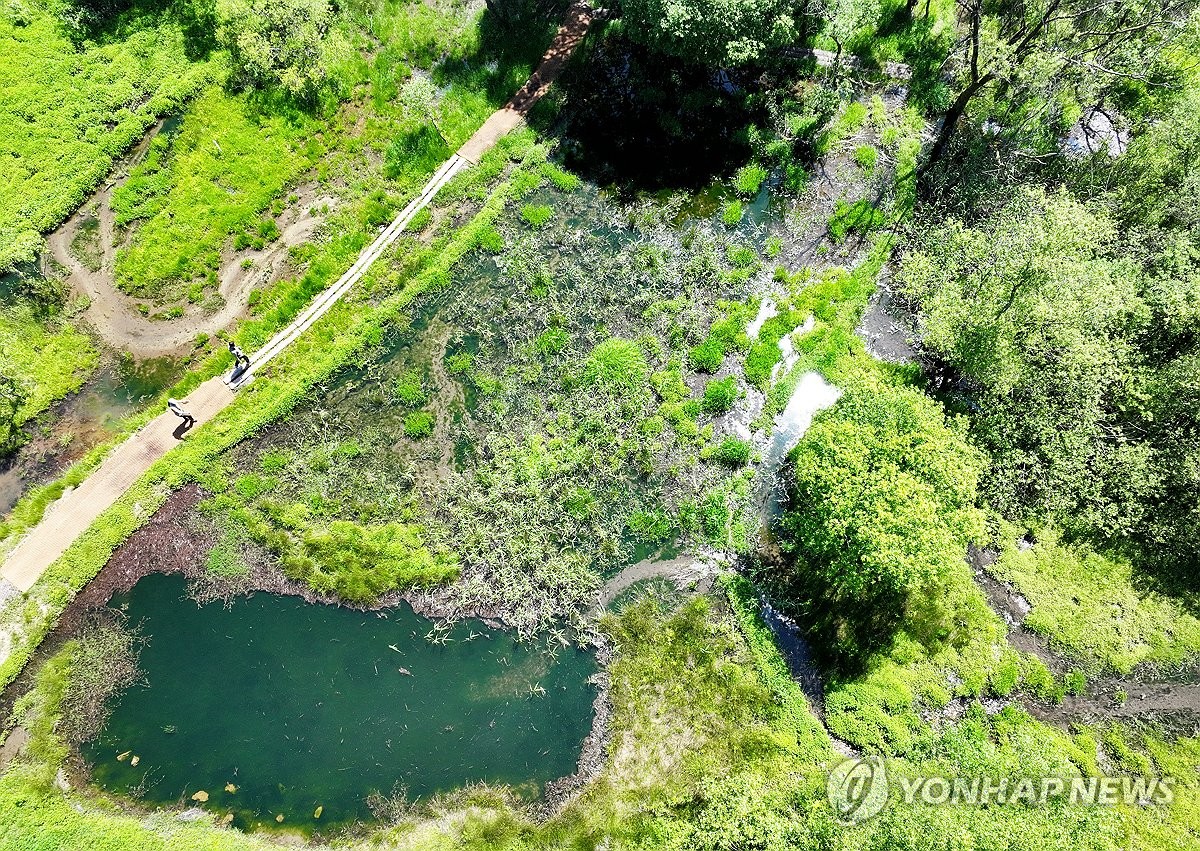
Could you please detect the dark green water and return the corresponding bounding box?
[85,574,597,832]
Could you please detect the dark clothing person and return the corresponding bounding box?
[228,340,251,380]
[167,398,195,428]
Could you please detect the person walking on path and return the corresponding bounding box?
[167,398,195,430]
[228,340,251,380]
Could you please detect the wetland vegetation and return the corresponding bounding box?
[2,0,1200,847]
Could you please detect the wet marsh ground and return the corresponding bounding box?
[3,14,1200,847]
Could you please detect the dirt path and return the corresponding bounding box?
[46,179,330,359]
[0,378,232,592]
[457,1,593,163]
[596,554,708,608]
[0,4,596,603]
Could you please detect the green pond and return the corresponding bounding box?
[85,574,597,832]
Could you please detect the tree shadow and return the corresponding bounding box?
[433,0,567,112]
[551,36,761,193]
[750,543,907,680]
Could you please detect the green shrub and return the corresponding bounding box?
[478,225,505,253]
[734,163,768,196]
[827,198,884,243]
[446,352,474,374]
[535,327,570,356]
[726,243,758,269]
[628,508,673,542]
[721,200,744,227]
[689,337,725,373]
[256,217,280,240]
[298,521,458,602]
[584,338,648,392]
[403,410,434,438]
[989,650,1021,696]
[408,207,433,232]
[854,144,878,171]
[520,203,554,229]
[702,376,738,414]
[785,386,984,600]
[1064,670,1087,696]
[706,437,752,466]
[540,161,581,191]
[394,370,427,407]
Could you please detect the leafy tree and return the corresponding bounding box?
[218,0,334,99]
[783,386,984,599]
[618,0,801,66]
[815,0,881,61]
[899,187,1150,532]
[923,0,1192,170]
[399,74,447,143]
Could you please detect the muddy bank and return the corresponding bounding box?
[595,553,717,609]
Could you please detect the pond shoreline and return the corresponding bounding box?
[2,482,618,835]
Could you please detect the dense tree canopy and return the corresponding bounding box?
[218,0,334,98]
[925,0,1196,167]
[618,0,801,66]
[900,182,1200,573]
[781,387,984,599]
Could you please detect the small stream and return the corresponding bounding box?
[84,574,597,833]
[756,371,841,520]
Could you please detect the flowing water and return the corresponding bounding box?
[85,574,597,833]
[757,371,842,520]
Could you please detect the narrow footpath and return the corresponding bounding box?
[0,2,594,596]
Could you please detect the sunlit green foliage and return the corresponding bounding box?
[704,436,751,466]
[519,203,554,228]
[898,185,1200,566]
[721,199,743,227]
[701,375,738,414]
[297,520,457,600]
[733,163,768,196]
[618,0,799,65]
[112,87,318,298]
[219,0,337,98]
[583,338,648,392]
[992,525,1200,675]
[827,197,885,242]
[403,409,434,438]
[785,386,984,600]
[0,0,212,261]
[0,299,97,447]
[393,369,428,407]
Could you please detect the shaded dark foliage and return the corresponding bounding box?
[556,36,763,190]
